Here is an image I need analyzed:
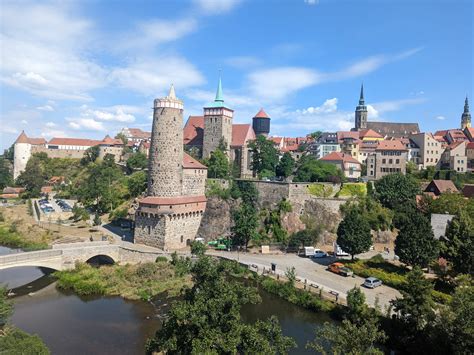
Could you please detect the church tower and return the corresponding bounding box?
[148,85,184,197]
[355,84,368,130]
[461,96,471,130]
[202,76,234,159]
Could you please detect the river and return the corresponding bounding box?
[0,246,334,354]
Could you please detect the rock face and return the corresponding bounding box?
[197,197,236,241]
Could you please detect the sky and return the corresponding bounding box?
[0,0,473,151]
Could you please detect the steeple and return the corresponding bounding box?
[215,75,224,103]
[359,83,365,105]
[168,84,176,99]
[461,95,471,129]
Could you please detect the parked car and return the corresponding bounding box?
[363,277,382,288]
[311,249,328,258]
[328,262,353,277]
[333,243,349,257]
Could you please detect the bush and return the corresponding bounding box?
[307,184,333,197]
[155,256,168,263]
[206,180,231,199]
[337,183,367,198]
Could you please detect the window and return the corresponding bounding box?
[147,226,151,234]
[389,159,393,164]
[382,159,386,164]
[396,159,399,164]
[181,235,184,243]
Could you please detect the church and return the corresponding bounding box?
[183,77,271,178]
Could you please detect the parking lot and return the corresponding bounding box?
[36,198,76,221]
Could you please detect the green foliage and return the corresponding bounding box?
[390,267,435,351]
[232,202,259,249]
[294,155,344,183]
[307,183,333,197]
[170,252,192,277]
[234,180,258,206]
[55,261,189,300]
[155,256,168,263]
[126,152,147,171]
[374,173,420,209]
[249,135,279,177]
[190,240,207,256]
[340,198,393,231]
[127,170,147,197]
[289,228,321,248]
[441,211,474,275]
[276,152,295,178]
[72,204,90,222]
[259,168,275,179]
[278,198,292,213]
[205,148,229,178]
[16,155,45,197]
[337,183,367,198]
[0,156,13,190]
[395,210,439,267]
[148,256,296,354]
[80,145,100,166]
[420,192,474,218]
[337,209,372,259]
[205,180,231,199]
[109,206,128,222]
[0,287,13,326]
[114,132,128,145]
[93,213,101,226]
[309,131,323,140]
[0,225,48,251]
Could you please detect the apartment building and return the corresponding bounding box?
[409,133,442,169]
[366,140,408,180]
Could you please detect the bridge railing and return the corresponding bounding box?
[0,250,63,265]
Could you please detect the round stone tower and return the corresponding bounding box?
[147,85,184,197]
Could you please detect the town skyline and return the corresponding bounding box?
[1,0,473,151]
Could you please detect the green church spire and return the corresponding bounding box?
[215,75,224,103]
[464,96,470,113]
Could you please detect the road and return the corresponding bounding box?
[210,251,401,311]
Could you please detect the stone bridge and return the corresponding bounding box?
[0,242,165,271]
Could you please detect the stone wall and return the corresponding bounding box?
[197,196,236,241]
[118,245,165,263]
[98,146,123,162]
[183,168,206,196]
[32,145,86,159]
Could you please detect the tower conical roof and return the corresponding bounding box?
[15,130,29,144]
[464,96,470,113]
[254,108,270,118]
[215,76,224,102]
[359,84,365,105]
[168,84,176,99]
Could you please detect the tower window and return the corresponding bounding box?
[181,235,184,243]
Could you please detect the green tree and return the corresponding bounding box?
[390,267,435,351]
[3,145,14,162]
[442,211,474,275]
[395,211,439,267]
[0,156,13,189]
[114,132,128,145]
[337,209,372,259]
[276,152,295,178]
[309,131,323,140]
[80,145,100,166]
[374,173,420,209]
[340,198,393,232]
[148,256,295,354]
[206,148,229,178]
[0,287,13,326]
[16,156,45,197]
[249,135,279,177]
[289,229,320,249]
[127,171,147,197]
[294,155,343,183]
[190,240,207,256]
[232,202,259,250]
[126,152,147,171]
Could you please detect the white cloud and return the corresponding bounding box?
[46,122,57,127]
[371,98,426,113]
[193,0,242,14]
[110,56,205,96]
[68,118,106,131]
[436,115,446,120]
[247,67,322,101]
[298,98,338,115]
[41,128,67,138]
[37,104,55,112]
[304,0,319,5]
[21,120,28,124]
[0,2,107,101]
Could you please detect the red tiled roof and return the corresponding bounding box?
[139,195,207,206]
[376,140,407,151]
[254,108,270,118]
[15,131,46,145]
[270,137,284,144]
[183,153,207,169]
[426,180,459,194]
[320,152,361,165]
[231,124,256,146]
[464,127,474,140]
[337,131,360,143]
[140,141,151,149]
[183,116,204,145]
[434,130,448,137]
[2,187,25,194]
[48,137,102,146]
[101,135,123,145]
[448,141,464,149]
[359,129,383,139]
[127,128,151,139]
[466,142,474,149]
[447,129,468,141]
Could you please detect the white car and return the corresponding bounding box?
[311,249,328,258]
[363,277,383,288]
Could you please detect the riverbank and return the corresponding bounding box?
[0,224,49,251]
[54,260,191,300]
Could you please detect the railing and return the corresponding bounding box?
[0,250,63,265]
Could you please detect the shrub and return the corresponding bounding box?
[155,256,168,263]
[307,184,333,197]
[337,183,367,198]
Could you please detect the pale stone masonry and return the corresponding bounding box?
[134,86,207,250]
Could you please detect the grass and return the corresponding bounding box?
[54,260,191,301]
[0,224,49,251]
[336,183,367,198]
[307,184,334,197]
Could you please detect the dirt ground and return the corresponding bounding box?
[1,203,108,245]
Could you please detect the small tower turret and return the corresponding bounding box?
[252,108,271,137]
[355,84,368,130]
[461,96,471,130]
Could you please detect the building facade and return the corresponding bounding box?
[409,133,442,169]
[134,86,207,250]
[367,140,408,180]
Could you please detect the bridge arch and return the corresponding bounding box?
[86,254,115,266]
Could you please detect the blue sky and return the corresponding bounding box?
[0,0,472,151]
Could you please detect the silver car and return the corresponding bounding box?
[363,277,382,288]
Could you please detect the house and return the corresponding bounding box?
[312,132,340,159]
[320,152,362,180]
[461,184,474,198]
[366,140,408,180]
[440,141,467,172]
[424,180,459,196]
